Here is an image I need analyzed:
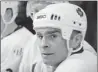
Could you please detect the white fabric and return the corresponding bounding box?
[19,35,42,72]
[1,27,34,72]
[83,40,97,56]
[55,50,97,72]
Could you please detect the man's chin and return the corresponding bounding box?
[43,59,53,66]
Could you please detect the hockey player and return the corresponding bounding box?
[32,2,97,72]
[1,1,35,72]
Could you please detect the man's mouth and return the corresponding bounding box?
[42,53,54,55]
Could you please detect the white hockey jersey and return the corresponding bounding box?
[1,27,34,72]
[54,50,97,72]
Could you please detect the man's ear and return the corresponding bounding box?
[69,33,83,49]
[75,33,83,45]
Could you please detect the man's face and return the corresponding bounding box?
[35,27,68,66]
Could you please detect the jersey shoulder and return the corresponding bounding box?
[55,50,97,72]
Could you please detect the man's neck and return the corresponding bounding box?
[45,65,56,72]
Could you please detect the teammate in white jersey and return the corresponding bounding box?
[1,1,35,72]
[32,2,97,72]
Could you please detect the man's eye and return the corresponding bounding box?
[38,36,43,39]
[51,35,57,38]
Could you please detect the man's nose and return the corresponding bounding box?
[41,37,49,48]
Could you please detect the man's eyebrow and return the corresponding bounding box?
[46,30,61,34]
